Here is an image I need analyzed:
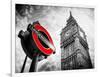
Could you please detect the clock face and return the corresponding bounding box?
[65,30,71,37]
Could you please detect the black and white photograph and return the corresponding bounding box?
[2,0,100,77]
[15,4,94,73]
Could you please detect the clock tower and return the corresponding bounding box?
[61,11,93,70]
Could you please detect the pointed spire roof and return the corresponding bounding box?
[67,11,73,22]
[70,11,72,18]
[66,11,77,26]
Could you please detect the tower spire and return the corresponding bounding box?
[67,11,73,22]
[70,11,72,18]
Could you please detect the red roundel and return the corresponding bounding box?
[32,23,54,56]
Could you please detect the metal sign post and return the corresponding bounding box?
[18,21,55,72]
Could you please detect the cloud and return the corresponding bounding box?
[15,4,94,72]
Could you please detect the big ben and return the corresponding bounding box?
[61,11,93,70]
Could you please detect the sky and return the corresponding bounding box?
[15,4,94,72]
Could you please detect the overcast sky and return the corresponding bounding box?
[15,5,94,72]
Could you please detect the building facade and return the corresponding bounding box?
[61,11,93,70]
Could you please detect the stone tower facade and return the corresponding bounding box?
[61,11,93,70]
